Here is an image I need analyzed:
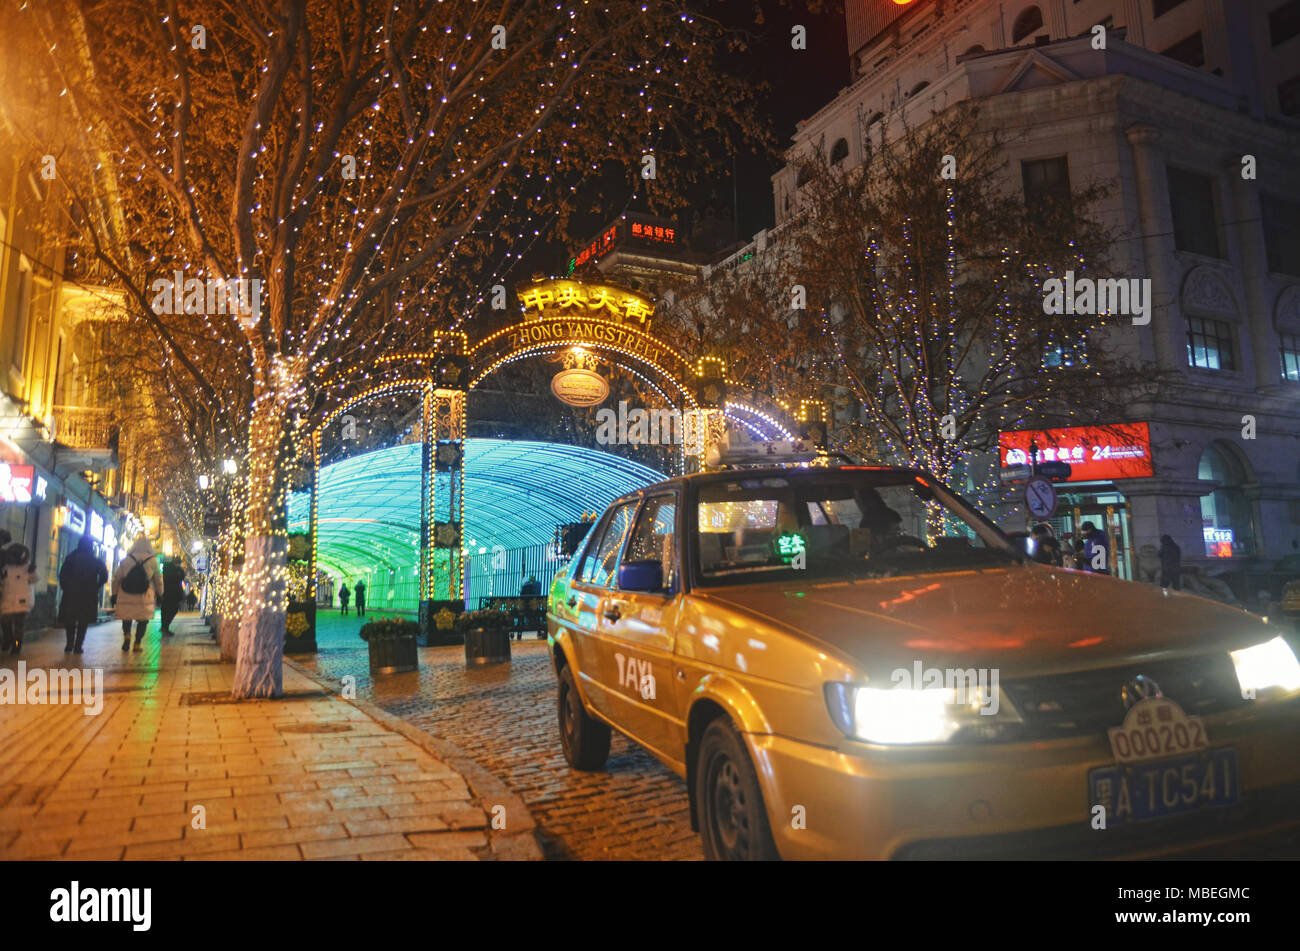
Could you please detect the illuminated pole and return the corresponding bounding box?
[309,431,320,608]
[420,345,469,643]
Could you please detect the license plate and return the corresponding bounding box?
[1088,748,1238,825]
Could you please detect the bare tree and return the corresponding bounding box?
[685,103,1159,507]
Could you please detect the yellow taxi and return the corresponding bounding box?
[547,465,1300,859]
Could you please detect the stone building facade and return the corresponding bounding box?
[717,0,1300,594]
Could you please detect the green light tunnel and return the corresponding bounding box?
[288,439,664,612]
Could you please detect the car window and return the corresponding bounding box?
[579,500,638,588]
[624,494,679,593]
[695,474,1012,585]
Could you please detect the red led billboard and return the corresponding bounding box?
[998,423,1154,482]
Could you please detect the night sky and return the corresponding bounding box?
[539,1,848,273]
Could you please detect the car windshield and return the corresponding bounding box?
[693,470,1018,587]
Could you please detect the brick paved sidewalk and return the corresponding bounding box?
[0,616,540,860]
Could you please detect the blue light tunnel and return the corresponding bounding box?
[288,439,665,611]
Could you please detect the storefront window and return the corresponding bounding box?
[1198,443,1255,557]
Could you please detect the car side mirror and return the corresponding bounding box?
[618,559,664,593]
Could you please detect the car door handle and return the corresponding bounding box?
[566,596,577,609]
[603,605,622,622]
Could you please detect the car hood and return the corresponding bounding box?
[694,564,1280,679]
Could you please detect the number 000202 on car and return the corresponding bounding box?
[1110,713,1207,762]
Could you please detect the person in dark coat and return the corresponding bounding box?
[353,580,366,617]
[1158,534,1182,590]
[160,557,186,636]
[59,534,109,654]
[1080,521,1111,575]
[338,582,351,615]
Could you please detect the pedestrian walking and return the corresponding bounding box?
[1158,534,1182,590]
[112,535,163,651]
[59,534,108,654]
[185,587,198,611]
[354,579,366,617]
[160,556,186,636]
[0,544,37,655]
[338,582,351,615]
[1080,521,1111,575]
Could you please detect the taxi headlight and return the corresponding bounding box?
[824,681,1022,745]
[1230,636,1300,701]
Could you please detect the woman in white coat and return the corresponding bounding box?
[0,544,38,655]
[113,535,164,651]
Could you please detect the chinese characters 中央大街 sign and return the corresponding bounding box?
[516,279,655,328]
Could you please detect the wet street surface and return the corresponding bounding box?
[302,614,702,860]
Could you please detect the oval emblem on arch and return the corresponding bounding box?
[551,368,609,407]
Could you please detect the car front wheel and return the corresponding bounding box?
[695,719,779,860]
[557,664,610,770]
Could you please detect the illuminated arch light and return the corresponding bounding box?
[317,380,430,435]
[725,401,795,440]
[469,338,698,408]
[288,439,665,609]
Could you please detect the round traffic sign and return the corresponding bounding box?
[1025,477,1057,519]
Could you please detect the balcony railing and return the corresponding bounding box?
[51,406,119,452]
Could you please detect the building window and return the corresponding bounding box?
[1012,6,1044,43]
[1167,167,1222,258]
[1160,32,1205,68]
[1198,443,1255,558]
[1152,0,1190,18]
[796,164,812,188]
[862,111,885,150]
[1044,334,1088,368]
[12,260,33,375]
[829,137,849,166]
[1281,333,1300,382]
[1022,156,1071,207]
[1186,316,1235,370]
[1279,73,1300,116]
[1262,195,1300,275]
[1270,0,1300,46]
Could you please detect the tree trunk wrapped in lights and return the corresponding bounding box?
[232,376,298,696]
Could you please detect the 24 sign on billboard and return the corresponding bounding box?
[999,423,1154,482]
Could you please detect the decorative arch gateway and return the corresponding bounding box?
[299,276,817,644]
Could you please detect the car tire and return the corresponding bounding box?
[558,664,610,770]
[695,719,780,860]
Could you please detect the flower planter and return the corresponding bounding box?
[368,634,419,674]
[464,625,511,666]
